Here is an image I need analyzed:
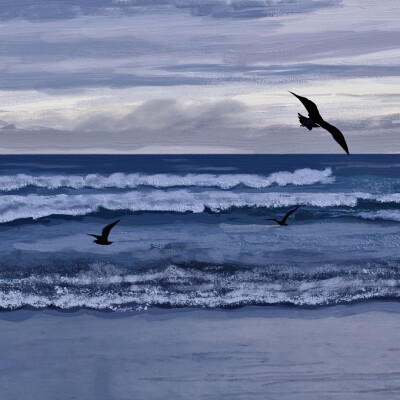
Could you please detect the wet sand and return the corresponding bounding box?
[1,303,400,399]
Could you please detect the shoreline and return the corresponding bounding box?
[1,301,400,399]
[2,299,400,321]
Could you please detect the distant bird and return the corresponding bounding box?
[266,206,299,226]
[87,220,120,245]
[290,91,350,155]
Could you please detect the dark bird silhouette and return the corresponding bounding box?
[290,92,350,155]
[87,220,120,245]
[266,206,299,226]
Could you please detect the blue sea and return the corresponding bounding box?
[0,154,399,311]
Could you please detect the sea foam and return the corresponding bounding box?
[0,168,333,191]
[0,190,396,222]
[1,263,400,310]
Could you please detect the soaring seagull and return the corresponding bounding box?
[266,206,299,226]
[290,92,350,155]
[87,220,120,245]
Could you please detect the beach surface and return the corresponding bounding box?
[1,302,400,400]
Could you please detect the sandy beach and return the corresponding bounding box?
[1,302,400,399]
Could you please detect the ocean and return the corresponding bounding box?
[0,154,399,311]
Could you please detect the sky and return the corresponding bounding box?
[0,0,399,153]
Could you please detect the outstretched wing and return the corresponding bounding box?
[290,92,322,120]
[102,219,121,239]
[265,218,280,225]
[87,234,102,240]
[318,120,350,155]
[281,206,299,224]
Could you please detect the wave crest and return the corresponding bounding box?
[1,263,400,310]
[0,190,369,222]
[357,210,400,222]
[0,168,333,191]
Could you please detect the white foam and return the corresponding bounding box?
[357,210,400,222]
[1,264,399,310]
[0,186,397,223]
[0,168,334,191]
[0,190,364,222]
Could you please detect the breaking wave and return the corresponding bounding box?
[357,210,400,222]
[1,263,400,311]
[0,190,399,223]
[0,168,333,191]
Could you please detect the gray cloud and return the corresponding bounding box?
[0,71,206,91]
[1,63,399,91]
[74,99,248,133]
[219,30,400,65]
[336,113,400,131]
[159,62,400,80]
[0,0,399,153]
[0,99,260,152]
[0,0,340,22]
[1,24,399,91]
[1,101,399,154]
[169,0,341,19]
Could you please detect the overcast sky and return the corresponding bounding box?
[0,0,399,153]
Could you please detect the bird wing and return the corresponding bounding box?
[318,120,350,155]
[281,206,299,224]
[102,219,121,239]
[290,92,322,120]
[87,234,102,240]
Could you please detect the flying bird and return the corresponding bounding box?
[290,91,350,155]
[87,219,120,245]
[266,206,299,226]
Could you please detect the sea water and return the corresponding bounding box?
[0,154,399,310]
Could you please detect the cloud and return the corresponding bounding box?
[1,20,399,91]
[1,100,400,154]
[0,71,206,91]
[167,0,341,19]
[0,100,257,152]
[0,0,399,154]
[70,99,247,134]
[0,0,340,22]
[2,62,400,91]
[0,98,272,153]
[336,113,400,131]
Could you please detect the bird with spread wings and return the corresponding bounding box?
[266,206,299,226]
[290,92,350,155]
[87,219,120,245]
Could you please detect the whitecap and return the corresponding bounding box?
[0,168,334,191]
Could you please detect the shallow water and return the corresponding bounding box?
[1,303,400,400]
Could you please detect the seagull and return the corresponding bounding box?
[266,206,299,226]
[87,220,120,245]
[290,91,350,155]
